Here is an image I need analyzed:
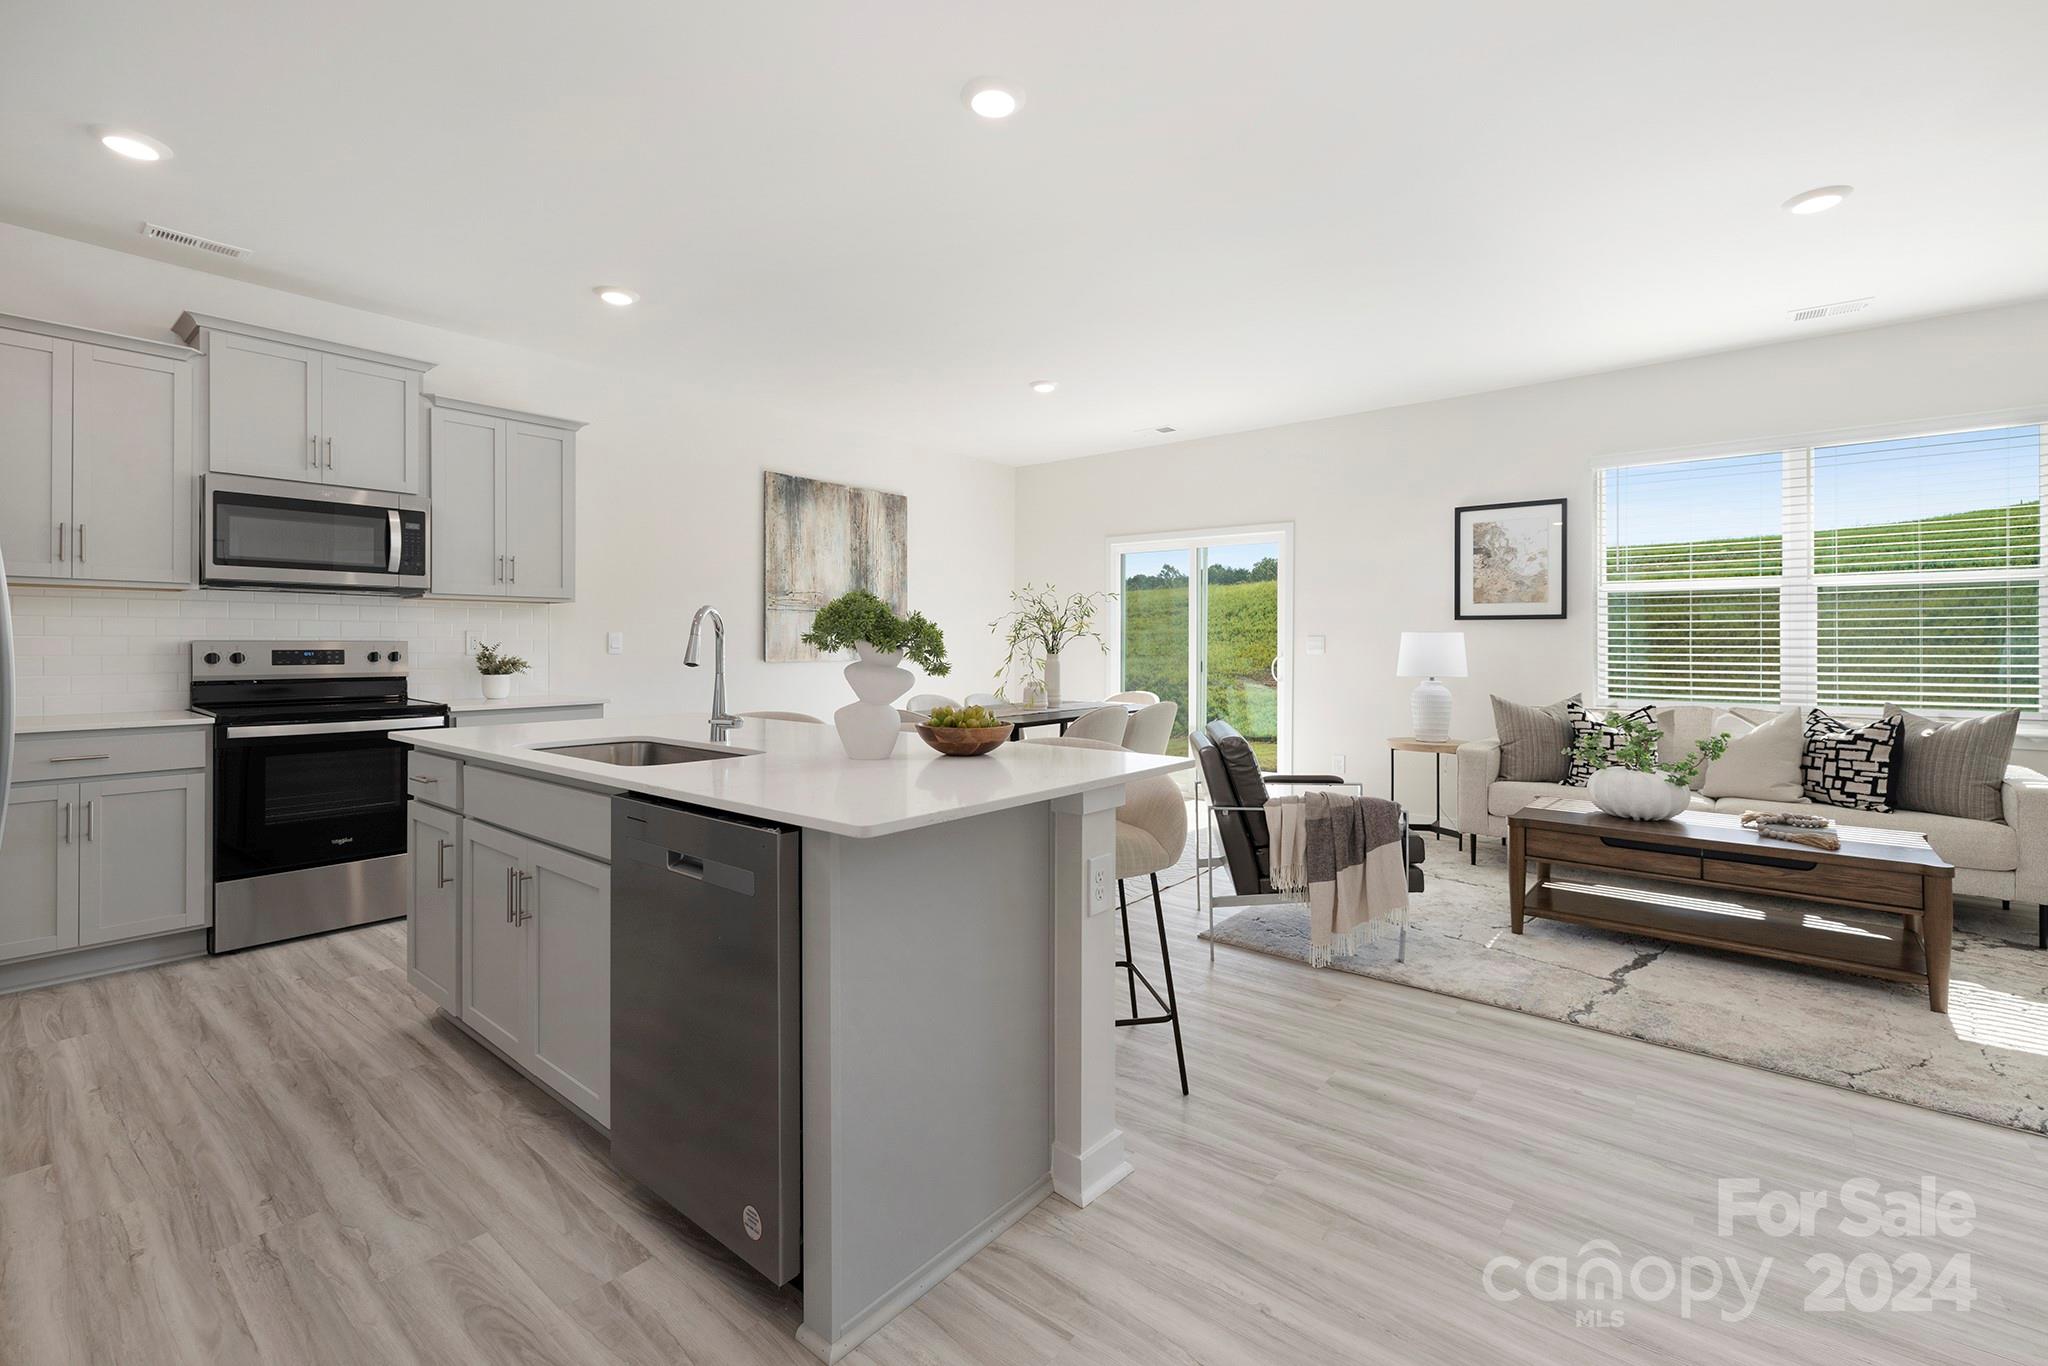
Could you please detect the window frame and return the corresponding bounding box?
[1594,409,2048,720]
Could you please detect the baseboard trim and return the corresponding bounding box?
[0,929,210,997]
[796,1173,1053,1363]
[1052,1127,1133,1207]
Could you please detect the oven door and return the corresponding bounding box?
[213,719,442,882]
[203,473,429,593]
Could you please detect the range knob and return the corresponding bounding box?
[367,651,382,663]
[228,652,246,665]
[387,650,402,662]
[203,652,221,666]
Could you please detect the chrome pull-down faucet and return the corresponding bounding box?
[684,604,739,727]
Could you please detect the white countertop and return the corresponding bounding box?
[426,694,609,714]
[404,712,1190,838]
[15,710,212,734]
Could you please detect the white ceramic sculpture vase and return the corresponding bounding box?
[1588,767,1689,821]
[835,642,911,759]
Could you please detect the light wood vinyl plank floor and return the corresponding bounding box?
[1,874,2043,1365]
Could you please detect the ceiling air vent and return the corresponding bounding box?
[1153,426,1178,434]
[1789,296,1873,323]
[139,220,252,261]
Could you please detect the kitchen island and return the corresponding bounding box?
[402,713,1188,1362]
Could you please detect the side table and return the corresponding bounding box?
[1388,736,1463,841]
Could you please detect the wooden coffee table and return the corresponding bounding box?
[1508,797,1955,1012]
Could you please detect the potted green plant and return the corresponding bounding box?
[1569,712,1730,820]
[914,703,1012,757]
[801,591,949,758]
[474,641,530,700]
[991,584,1111,704]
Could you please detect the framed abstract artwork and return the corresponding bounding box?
[1453,498,1567,620]
[762,471,909,660]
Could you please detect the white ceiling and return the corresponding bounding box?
[5,1,2047,465]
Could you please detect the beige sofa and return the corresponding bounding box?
[1455,704,2048,916]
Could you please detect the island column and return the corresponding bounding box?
[1051,784,1134,1205]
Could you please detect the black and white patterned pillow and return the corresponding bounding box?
[1802,709,1901,811]
[1564,702,1657,786]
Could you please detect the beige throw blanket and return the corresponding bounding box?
[1264,791,1410,965]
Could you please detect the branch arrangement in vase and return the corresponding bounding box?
[802,591,950,674]
[990,584,1112,696]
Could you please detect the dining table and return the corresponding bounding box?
[988,700,1136,739]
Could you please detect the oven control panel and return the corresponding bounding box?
[192,640,408,680]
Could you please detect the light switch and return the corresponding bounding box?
[1088,853,1115,916]
[1306,635,1326,656]
[607,631,625,655]
[1332,753,1346,774]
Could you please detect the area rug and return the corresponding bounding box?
[1200,844,2048,1134]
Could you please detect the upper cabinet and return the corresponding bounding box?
[0,315,194,587]
[175,313,431,495]
[427,396,581,602]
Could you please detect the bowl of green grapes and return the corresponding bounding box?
[915,705,1013,756]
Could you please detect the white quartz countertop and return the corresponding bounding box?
[404,712,1190,838]
[425,694,609,714]
[15,710,213,734]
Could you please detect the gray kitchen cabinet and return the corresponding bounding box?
[523,838,610,1124]
[0,785,79,960]
[426,396,581,602]
[75,771,208,946]
[176,313,432,495]
[461,820,530,1058]
[0,315,196,587]
[407,798,463,1013]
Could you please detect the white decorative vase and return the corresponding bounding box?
[1588,768,1689,821]
[1409,677,1452,741]
[1042,649,1063,705]
[834,642,911,759]
[481,674,513,700]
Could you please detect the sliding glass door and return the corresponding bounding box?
[1113,526,1291,767]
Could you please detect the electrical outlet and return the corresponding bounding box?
[1332,752,1346,774]
[1088,853,1115,916]
[607,631,625,655]
[464,629,483,656]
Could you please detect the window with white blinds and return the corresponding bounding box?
[1597,422,2046,715]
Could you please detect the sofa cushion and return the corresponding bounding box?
[1701,708,1805,802]
[1703,797,2017,871]
[1654,705,1718,789]
[1564,702,1655,785]
[1491,780,1714,818]
[1490,693,1578,782]
[1885,706,2019,823]
[1803,709,1901,811]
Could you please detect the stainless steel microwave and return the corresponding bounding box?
[202,473,429,594]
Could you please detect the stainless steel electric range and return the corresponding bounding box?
[189,640,450,952]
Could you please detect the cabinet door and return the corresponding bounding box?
[207,331,322,481]
[427,406,506,597]
[0,326,73,578]
[408,801,463,1012]
[70,346,194,585]
[0,784,79,961]
[322,353,420,493]
[526,840,609,1125]
[75,772,206,946]
[461,823,529,1056]
[504,423,573,599]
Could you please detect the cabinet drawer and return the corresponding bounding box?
[464,765,611,862]
[408,751,462,809]
[1523,826,1702,880]
[13,729,206,783]
[1701,852,1923,909]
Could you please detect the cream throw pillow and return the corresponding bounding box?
[1700,708,1805,802]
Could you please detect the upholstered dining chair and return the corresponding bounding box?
[1107,690,1160,705]
[739,710,822,723]
[964,692,1003,707]
[1040,735,1189,1093]
[906,693,957,715]
[1121,701,1178,755]
[1064,704,1129,744]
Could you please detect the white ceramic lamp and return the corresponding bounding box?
[1396,631,1467,742]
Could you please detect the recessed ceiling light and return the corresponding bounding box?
[1783,185,1853,215]
[594,287,639,307]
[99,130,172,162]
[962,79,1023,119]
[1029,379,1057,394]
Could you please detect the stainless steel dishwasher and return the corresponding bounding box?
[612,796,802,1284]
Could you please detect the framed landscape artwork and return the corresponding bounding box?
[763,471,910,660]
[1454,498,1567,619]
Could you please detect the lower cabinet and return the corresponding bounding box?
[406,799,463,1012]
[458,818,611,1126]
[0,771,206,962]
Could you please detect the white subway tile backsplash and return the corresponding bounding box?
[5,587,553,716]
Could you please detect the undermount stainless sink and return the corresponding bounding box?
[537,740,749,766]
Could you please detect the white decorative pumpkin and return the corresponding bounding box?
[1588,767,1690,821]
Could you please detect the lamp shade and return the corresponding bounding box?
[1396,630,1467,678]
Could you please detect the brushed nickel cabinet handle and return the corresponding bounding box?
[505,865,517,923]
[325,436,334,470]
[435,840,452,888]
[310,435,318,468]
[509,556,517,583]
[56,521,65,561]
[410,773,437,785]
[517,869,534,923]
[84,800,95,842]
[63,802,72,845]
[76,524,84,562]
[47,754,111,763]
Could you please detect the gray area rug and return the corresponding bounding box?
[1201,841,2048,1134]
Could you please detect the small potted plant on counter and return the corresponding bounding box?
[475,641,530,700]
[1569,712,1730,820]
[802,590,949,758]
[915,703,1013,757]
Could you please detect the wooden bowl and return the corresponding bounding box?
[915,723,1011,757]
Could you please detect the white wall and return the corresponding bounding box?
[0,222,1015,716]
[1015,297,2048,811]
